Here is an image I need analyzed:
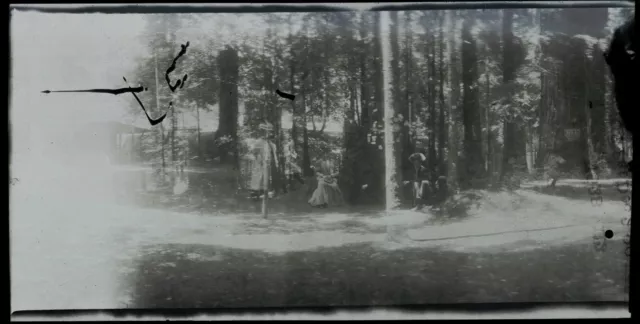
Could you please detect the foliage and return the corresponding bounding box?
[125,8,630,206]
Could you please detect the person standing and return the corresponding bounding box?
[408,152,432,209]
[248,123,279,200]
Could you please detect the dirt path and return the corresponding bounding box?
[11,181,630,311]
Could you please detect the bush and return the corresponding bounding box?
[590,153,613,179]
[438,190,485,219]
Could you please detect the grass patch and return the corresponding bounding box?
[124,239,628,309]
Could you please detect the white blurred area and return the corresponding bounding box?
[12,120,115,205]
[10,11,147,311]
[10,11,148,206]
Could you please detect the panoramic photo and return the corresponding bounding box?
[10,4,633,311]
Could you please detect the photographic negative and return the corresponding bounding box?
[9,2,633,315]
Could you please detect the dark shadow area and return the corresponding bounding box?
[125,239,627,309]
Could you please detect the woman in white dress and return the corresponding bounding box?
[248,138,278,200]
[308,160,344,208]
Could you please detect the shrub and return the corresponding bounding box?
[438,190,485,219]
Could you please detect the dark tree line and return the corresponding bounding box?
[127,8,633,206]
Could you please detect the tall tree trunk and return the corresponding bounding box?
[535,71,548,171]
[500,9,517,184]
[355,11,372,203]
[535,12,549,171]
[341,69,358,203]
[590,43,607,167]
[171,108,177,165]
[268,50,285,194]
[215,46,240,166]
[525,125,534,174]
[288,18,299,161]
[322,56,331,134]
[390,11,404,198]
[302,85,312,177]
[372,11,386,199]
[360,17,370,129]
[428,29,437,182]
[381,11,400,210]
[460,14,484,189]
[437,11,447,179]
[160,125,166,169]
[196,104,202,163]
[484,45,493,181]
[154,53,166,170]
[446,10,459,188]
[605,73,618,167]
[584,54,598,180]
[403,11,415,182]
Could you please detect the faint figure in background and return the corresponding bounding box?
[545,154,566,188]
[408,152,432,210]
[283,139,304,192]
[308,159,344,208]
[433,175,449,206]
[173,168,189,195]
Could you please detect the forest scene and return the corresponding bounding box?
[122,8,633,214]
[10,5,633,311]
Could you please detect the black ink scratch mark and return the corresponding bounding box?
[41,87,146,95]
[276,89,295,101]
[123,77,169,126]
[165,42,190,92]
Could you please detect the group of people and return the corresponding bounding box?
[246,133,450,211]
[245,133,345,208]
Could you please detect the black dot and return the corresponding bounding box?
[605,230,614,239]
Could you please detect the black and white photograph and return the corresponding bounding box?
[9,2,634,317]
